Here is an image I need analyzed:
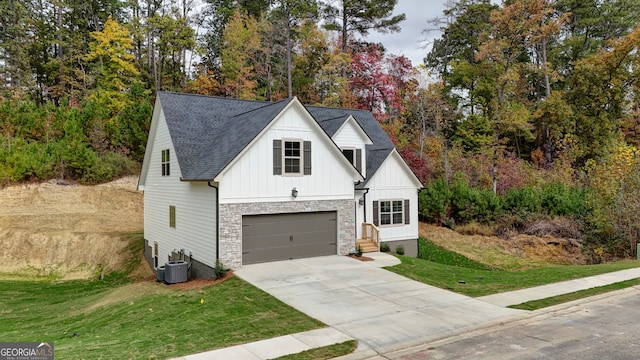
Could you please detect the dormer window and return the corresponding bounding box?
[342,148,362,173]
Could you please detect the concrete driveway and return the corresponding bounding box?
[235,254,523,354]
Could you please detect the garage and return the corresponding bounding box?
[242,211,337,265]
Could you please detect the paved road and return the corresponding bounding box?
[383,286,640,360]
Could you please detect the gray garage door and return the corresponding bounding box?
[242,211,337,265]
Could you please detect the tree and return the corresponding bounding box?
[148,10,196,91]
[199,0,271,69]
[271,0,318,97]
[316,50,354,108]
[322,0,406,53]
[0,0,33,94]
[85,17,139,96]
[291,22,330,103]
[425,0,497,78]
[586,144,640,258]
[565,25,640,164]
[220,9,262,99]
[349,44,393,116]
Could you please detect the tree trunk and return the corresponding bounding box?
[286,11,293,98]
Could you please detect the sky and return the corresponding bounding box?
[364,0,449,67]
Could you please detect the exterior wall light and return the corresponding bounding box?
[291,187,298,198]
[358,197,364,206]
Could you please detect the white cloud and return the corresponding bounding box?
[364,0,447,67]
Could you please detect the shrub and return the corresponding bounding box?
[213,259,227,279]
[419,178,450,224]
[380,242,390,252]
[395,245,405,255]
[503,186,542,214]
[449,178,502,225]
[540,183,587,217]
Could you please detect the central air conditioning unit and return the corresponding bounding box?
[164,260,188,284]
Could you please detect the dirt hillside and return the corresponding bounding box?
[0,177,144,279]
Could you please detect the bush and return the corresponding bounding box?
[213,259,227,279]
[449,178,502,225]
[540,183,587,217]
[380,242,390,252]
[503,186,542,214]
[395,245,405,255]
[419,178,450,223]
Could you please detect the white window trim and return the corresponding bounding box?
[341,147,356,167]
[379,199,405,227]
[161,149,170,176]
[282,138,303,176]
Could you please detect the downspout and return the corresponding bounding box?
[208,181,220,260]
[355,186,370,242]
[361,187,370,222]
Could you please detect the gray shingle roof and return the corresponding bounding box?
[157,92,396,183]
[306,106,395,187]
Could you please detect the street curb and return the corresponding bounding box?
[339,285,640,359]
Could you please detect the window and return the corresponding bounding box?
[373,199,410,227]
[273,139,311,176]
[153,242,159,269]
[169,205,176,228]
[284,140,301,174]
[341,148,362,172]
[343,149,354,164]
[161,149,170,176]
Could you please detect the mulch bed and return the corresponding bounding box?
[347,254,374,261]
[141,270,235,290]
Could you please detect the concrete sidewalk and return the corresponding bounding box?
[171,327,352,360]
[174,254,640,360]
[477,267,640,307]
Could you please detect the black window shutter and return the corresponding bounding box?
[273,140,282,175]
[303,141,311,175]
[355,149,362,172]
[373,200,379,226]
[404,199,410,224]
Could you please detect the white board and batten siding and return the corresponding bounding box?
[218,103,358,204]
[142,108,218,269]
[331,117,372,178]
[364,150,421,242]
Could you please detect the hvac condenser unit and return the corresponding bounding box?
[164,260,188,284]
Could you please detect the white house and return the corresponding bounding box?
[138,92,422,278]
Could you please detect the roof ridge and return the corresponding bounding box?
[159,90,279,106]
[230,97,292,118]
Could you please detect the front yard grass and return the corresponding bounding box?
[387,239,640,297]
[508,278,640,310]
[0,276,326,359]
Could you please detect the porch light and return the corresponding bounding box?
[291,187,298,198]
[358,197,364,206]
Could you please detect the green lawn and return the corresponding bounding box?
[509,278,640,310]
[387,239,640,297]
[0,276,326,359]
[274,340,358,360]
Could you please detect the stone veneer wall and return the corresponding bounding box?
[219,199,355,268]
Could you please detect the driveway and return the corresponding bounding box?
[235,254,523,353]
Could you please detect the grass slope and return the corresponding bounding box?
[387,238,640,297]
[0,276,324,359]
